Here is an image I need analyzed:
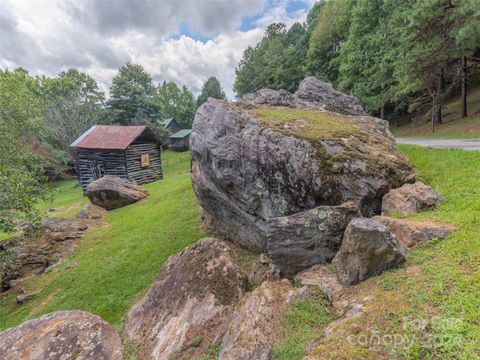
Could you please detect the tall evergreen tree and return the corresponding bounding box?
[108,63,159,125]
[337,0,400,115]
[307,0,353,84]
[196,76,226,107]
[394,0,479,126]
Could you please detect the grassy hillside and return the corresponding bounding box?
[1,147,479,359]
[392,86,480,139]
[0,151,205,331]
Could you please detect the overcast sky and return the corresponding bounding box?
[0,0,315,99]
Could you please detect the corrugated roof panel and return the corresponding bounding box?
[71,125,148,150]
[170,129,192,139]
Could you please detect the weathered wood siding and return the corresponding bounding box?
[125,142,163,184]
[171,137,190,152]
[166,120,182,134]
[77,148,128,192]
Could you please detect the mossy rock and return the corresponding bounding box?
[190,76,415,272]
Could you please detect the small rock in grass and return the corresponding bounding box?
[16,292,39,304]
[65,260,80,269]
[259,253,271,264]
[44,262,60,273]
[76,203,108,219]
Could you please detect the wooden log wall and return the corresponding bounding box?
[125,142,163,184]
[171,137,190,152]
[77,148,128,192]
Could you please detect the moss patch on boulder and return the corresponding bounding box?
[250,107,357,141]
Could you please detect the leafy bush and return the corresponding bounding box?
[0,121,49,234]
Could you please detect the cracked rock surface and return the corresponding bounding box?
[191,76,415,273]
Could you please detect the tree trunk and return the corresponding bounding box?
[380,105,384,120]
[461,55,467,118]
[432,68,444,126]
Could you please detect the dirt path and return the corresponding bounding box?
[396,138,480,151]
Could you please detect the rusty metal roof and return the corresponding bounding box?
[70,125,151,150]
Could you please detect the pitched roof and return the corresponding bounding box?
[170,129,192,139]
[159,118,175,128]
[71,125,156,150]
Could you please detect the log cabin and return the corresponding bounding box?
[159,118,182,133]
[170,129,192,152]
[71,125,163,192]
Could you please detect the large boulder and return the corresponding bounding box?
[85,175,148,210]
[0,311,122,359]
[381,181,442,216]
[372,216,455,247]
[191,76,415,273]
[333,218,407,286]
[219,280,309,360]
[124,238,249,360]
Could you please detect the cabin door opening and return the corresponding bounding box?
[89,160,105,180]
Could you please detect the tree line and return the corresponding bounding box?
[234,0,480,126]
[0,65,226,233]
[1,65,226,176]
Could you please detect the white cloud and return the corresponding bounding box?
[0,0,311,98]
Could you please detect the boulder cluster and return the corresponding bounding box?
[0,77,452,360]
[190,76,417,275]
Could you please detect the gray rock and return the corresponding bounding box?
[0,310,123,359]
[76,203,108,219]
[16,292,39,304]
[372,216,455,247]
[124,238,249,360]
[237,77,366,117]
[294,77,368,116]
[237,88,293,108]
[191,77,415,274]
[219,280,308,360]
[266,202,361,275]
[1,218,91,291]
[42,217,88,241]
[44,262,60,273]
[85,175,148,210]
[333,218,407,286]
[65,260,80,269]
[294,265,342,302]
[381,181,442,216]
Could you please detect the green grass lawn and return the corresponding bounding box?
[273,145,480,359]
[385,145,480,358]
[0,151,205,331]
[1,146,479,359]
[392,86,480,139]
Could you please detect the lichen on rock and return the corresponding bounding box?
[190,76,415,274]
[124,237,249,360]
